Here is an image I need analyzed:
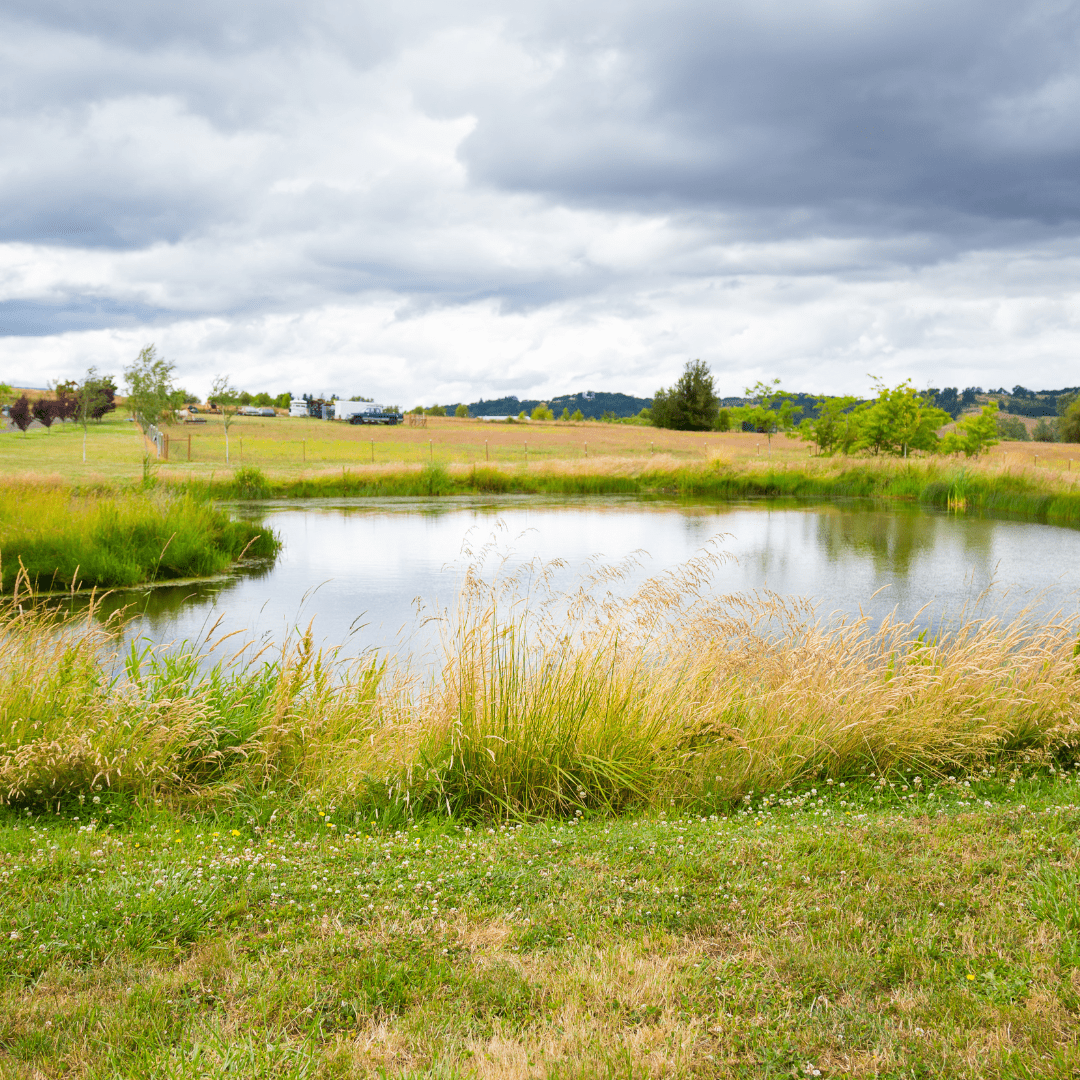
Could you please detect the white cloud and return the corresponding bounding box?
[1,0,1080,397]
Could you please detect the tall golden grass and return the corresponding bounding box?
[1,546,1078,816]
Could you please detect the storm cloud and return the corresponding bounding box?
[2,0,1079,400]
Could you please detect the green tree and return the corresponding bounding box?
[940,402,1000,457]
[732,380,802,445]
[1059,395,1080,443]
[273,392,291,410]
[570,409,584,421]
[996,414,1030,441]
[850,379,951,457]
[208,375,241,465]
[124,345,181,478]
[651,360,719,431]
[425,405,446,417]
[123,345,180,431]
[455,403,469,418]
[531,402,554,420]
[560,407,571,421]
[72,367,114,464]
[797,395,859,455]
[1032,417,1058,442]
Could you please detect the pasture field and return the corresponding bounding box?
[2,411,1079,487]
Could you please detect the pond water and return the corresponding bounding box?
[91,497,1080,664]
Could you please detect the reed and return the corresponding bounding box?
[2,545,1077,817]
[0,478,279,592]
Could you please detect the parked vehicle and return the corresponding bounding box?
[339,401,403,425]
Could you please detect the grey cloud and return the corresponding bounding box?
[2,0,1080,395]
[458,0,1080,234]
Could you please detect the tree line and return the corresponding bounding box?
[649,360,1080,455]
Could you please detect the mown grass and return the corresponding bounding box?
[2,772,1079,1077]
[0,479,280,593]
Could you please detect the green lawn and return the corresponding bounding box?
[2,771,1078,1078]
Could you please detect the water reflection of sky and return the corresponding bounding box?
[82,497,1080,665]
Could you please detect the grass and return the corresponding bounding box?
[2,772,1079,1077]
[0,557,1078,1074]
[0,478,280,593]
[4,421,1080,1074]
[2,542,1078,814]
[6,412,1079,490]
[154,455,1080,530]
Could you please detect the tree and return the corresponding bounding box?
[1060,395,1080,443]
[531,402,554,420]
[797,395,860,454]
[570,409,584,421]
[996,414,1030,441]
[425,405,446,417]
[71,367,115,463]
[560,407,571,421]
[850,379,951,457]
[1032,417,1058,442]
[208,375,241,465]
[455,403,469,418]
[273,392,291,410]
[124,345,179,431]
[731,379,802,444]
[713,408,730,432]
[32,397,58,432]
[651,360,719,431]
[940,402,1000,457]
[9,395,32,433]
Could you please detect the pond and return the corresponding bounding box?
[89,496,1080,665]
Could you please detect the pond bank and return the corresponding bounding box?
[0,481,280,592]
[162,457,1080,527]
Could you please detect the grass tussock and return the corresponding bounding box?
[0,478,280,592]
[2,544,1078,817]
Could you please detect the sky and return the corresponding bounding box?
[2,0,1079,404]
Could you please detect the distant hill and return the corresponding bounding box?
[463,391,653,419]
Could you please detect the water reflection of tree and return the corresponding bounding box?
[812,505,986,579]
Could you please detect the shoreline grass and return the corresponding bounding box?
[0,479,280,593]
[2,547,1077,817]
[152,455,1080,529]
